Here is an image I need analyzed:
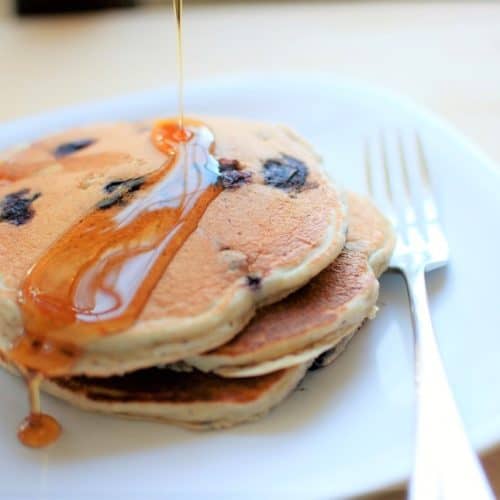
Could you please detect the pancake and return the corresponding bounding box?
[189,193,394,377]
[0,359,308,429]
[0,118,347,376]
[213,322,363,378]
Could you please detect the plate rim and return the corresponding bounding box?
[1,72,499,498]
[2,71,499,185]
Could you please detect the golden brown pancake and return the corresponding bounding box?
[0,118,347,376]
[5,362,307,429]
[189,193,395,377]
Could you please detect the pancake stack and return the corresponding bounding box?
[0,117,394,431]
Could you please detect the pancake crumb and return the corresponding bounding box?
[0,189,41,226]
[262,155,308,190]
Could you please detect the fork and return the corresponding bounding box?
[365,132,495,500]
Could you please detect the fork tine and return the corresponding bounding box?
[415,133,439,223]
[363,138,374,197]
[415,133,449,263]
[365,129,449,271]
[379,132,395,207]
[395,132,429,250]
[364,136,397,228]
[396,132,419,227]
[379,131,428,252]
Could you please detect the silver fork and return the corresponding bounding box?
[365,132,494,500]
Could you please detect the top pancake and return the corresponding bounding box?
[0,117,347,376]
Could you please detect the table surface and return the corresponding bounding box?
[1,2,500,498]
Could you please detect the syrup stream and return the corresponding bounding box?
[173,0,185,131]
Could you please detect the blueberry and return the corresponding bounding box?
[217,158,252,189]
[246,275,262,291]
[54,138,95,158]
[0,189,41,226]
[219,170,252,189]
[98,176,146,210]
[262,155,308,190]
[104,176,145,194]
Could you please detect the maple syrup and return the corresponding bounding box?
[9,0,221,447]
[10,119,220,377]
[173,0,185,131]
[17,373,61,448]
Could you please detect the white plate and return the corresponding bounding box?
[1,74,500,500]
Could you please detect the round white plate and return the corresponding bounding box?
[1,74,500,499]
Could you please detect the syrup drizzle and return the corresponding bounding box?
[12,119,221,445]
[10,121,220,377]
[10,0,221,447]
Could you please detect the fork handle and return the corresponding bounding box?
[404,269,494,500]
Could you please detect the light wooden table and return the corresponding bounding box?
[1,2,500,498]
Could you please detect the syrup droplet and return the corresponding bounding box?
[18,413,61,449]
[17,373,61,448]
